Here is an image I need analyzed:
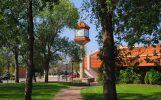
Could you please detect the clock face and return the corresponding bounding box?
[84,29,89,37]
[75,29,89,37]
[75,29,84,37]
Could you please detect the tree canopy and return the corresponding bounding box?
[82,0,161,99]
[114,0,161,46]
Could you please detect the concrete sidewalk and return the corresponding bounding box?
[53,87,83,100]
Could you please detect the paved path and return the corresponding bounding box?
[53,87,83,100]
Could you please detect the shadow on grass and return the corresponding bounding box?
[33,83,68,100]
[0,83,24,100]
[81,93,104,100]
[81,92,161,100]
[118,92,161,100]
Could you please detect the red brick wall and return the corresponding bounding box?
[120,45,161,67]
[19,67,26,78]
[89,51,102,69]
[84,44,161,69]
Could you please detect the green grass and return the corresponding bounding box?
[0,82,86,100]
[81,84,161,100]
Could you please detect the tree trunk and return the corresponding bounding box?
[7,61,10,83]
[99,0,118,100]
[44,67,49,83]
[25,0,34,100]
[33,70,36,82]
[14,46,19,83]
[44,59,49,83]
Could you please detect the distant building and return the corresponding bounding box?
[84,44,161,78]
[19,67,26,78]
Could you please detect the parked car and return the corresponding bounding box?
[68,73,77,78]
[1,72,10,80]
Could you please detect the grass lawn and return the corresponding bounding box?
[0,82,85,100]
[81,84,161,100]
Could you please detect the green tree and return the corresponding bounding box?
[35,0,79,83]
[67,41,82,63]
[0,0,60,99]
[0,0,27,83]
[82,0,160,99]
[0,48,14,75]
[25,0,34,99]
[24,0,61,99]
[86,0,118,99]
[66,41,82,74]
[114,0,161,46]
[35,30,71,82]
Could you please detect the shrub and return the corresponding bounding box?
[133,74,142,84]
[144,69,161,85]
[150,71,161,84]
[119,69,133,83]
[118,67,143,84]
[144,72,149,84]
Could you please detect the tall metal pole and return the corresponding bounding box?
[79,45,84,79]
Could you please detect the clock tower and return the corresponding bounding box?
[74,21,90,79]
[74,21,90,45]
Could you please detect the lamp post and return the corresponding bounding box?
[74,21,90,79]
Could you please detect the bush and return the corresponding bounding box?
[133,74,142,84]
[144,69,161,85]
[119,69,133,83]
[118,67,143,84]
[150,71,161,84]
[144,72,149,84]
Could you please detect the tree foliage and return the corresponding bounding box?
[34,0,79,82]
[0,0,27,83]
[82,0,161,99]
[114,0,161,46]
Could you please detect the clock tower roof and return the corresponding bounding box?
[76,21,90,29]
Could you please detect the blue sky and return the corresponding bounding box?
[62,0,99,54]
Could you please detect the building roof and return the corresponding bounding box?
[84,44,161,69]
[76,21,90,29]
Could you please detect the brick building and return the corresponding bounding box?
[18,67,26,78]
[84,44,161,78]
